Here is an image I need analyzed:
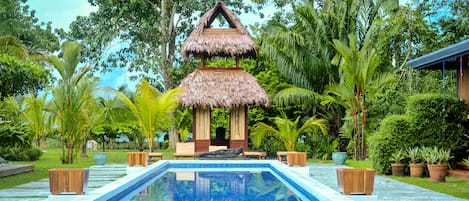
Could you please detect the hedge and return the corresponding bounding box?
[369,93,469,174]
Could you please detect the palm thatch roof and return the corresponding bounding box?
[178,68,270,109]
[181,2,258,59]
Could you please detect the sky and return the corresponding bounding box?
[27,0,131,92]
[26,0,275,92]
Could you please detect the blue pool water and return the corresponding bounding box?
[76,161,350,201]
[130,171,302,201]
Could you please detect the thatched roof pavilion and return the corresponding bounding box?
[179,68,270,109]
[178,2,269,153]
[181,2,258,59]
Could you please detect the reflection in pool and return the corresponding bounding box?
[131,171,301,201]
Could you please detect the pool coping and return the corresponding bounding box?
[49,160,352,201]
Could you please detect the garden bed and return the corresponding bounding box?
[0,164,34,177]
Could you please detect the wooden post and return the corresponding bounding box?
[48,168,89,195]
[200,55,205,68]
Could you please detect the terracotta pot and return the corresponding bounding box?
[391,163,406,176]
[427,164,448,182]
[409,163,425,178]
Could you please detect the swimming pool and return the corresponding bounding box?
[56,160,351,201]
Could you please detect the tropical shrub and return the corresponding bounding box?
[369,93,468,174]
[250,114,328,152]
[406,93,467,150]
[369,115,411,174]
[0,121,33,148]
[0,146,42,161]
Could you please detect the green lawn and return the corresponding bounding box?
[345,159,469,200]
[0,148,176,189]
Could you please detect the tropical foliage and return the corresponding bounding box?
[115,79,183,152]
[0,36,50,98]
[47,41,95,164]
[323,34,394,160]
[250,114,328,152]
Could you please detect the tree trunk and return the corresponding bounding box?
[168,120,179,149]
[80,140,88,158]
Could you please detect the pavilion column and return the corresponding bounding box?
[458,63,469,106]
[230,106,247,151]
[194,107,210,152]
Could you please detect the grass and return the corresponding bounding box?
[344,159,469,200]
[0,148,176,189]
[390,176,469,199]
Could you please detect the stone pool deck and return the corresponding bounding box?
[0,162,466,201]
[0,164,126,201]
[308,163,467,201]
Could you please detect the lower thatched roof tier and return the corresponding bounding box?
[178,68,270,109]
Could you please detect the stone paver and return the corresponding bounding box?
[308,163,468,201]
[0,164,126,201]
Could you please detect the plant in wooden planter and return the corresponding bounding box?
[251,113,328,166]
[422,146,452,182]
[407,147,424,177]
[390,149,407,176]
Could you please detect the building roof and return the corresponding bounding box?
[180,2,258,59]
[407,39,469,70]
[178,68,270,109]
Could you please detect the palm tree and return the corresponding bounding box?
[323,34,394,160]
[115,79,183,152]
[48,41,93,164]
[22,93,48,147]
[250,114,328,152]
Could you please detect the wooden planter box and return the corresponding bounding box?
[336,168,375,195]
[287,152,307,167]
[128,152,148,167]
[48,168,89,195]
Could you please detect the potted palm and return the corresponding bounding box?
[407,147,424,177]
[390,149,407,176]
[251,113,328,166]
[422,146,451,182]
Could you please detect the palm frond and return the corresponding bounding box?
[273,86,320,107]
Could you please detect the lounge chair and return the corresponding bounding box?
[173,142,195,159]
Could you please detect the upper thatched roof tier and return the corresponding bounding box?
[180,2,258,59]
[178,68,270,109]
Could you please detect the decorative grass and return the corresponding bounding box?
[0,148,176,189]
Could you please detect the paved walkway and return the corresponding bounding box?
[308,163,468,201]
[0,164,126,201]
[0,163,467,201]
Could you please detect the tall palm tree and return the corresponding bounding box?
[250,114,328,152]
[262,0,395,114]
[115,79,183,152]
[323,34,394,160]
[48,41,93,164]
